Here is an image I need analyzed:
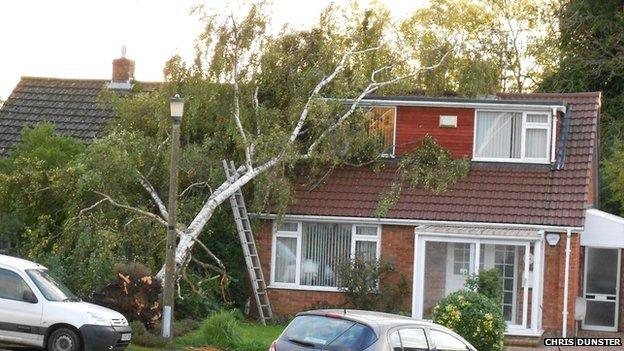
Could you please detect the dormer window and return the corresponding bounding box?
[474,110,551,163]
[367,107,396,157]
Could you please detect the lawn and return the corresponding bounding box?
[127,322,285,351]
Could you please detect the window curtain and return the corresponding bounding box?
[355,241,377,262]
[275,237,297,283]
[475,111,522,158]
[301,223,352,287]
[525,129,548,158]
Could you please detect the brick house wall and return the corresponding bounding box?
[254,221,415,316]
[541,233,582,334]
[394,106,475,157]
[255,219,581,335]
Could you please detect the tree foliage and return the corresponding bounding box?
[0,0,568,319]
[401,0,559,96]
[539,1,624,215]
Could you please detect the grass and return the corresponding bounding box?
[127,321,285,351]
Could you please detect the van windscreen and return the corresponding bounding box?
[26,269,79,302]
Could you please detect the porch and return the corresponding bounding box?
[412,225,545,337]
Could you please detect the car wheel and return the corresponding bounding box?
[47,328,81,351]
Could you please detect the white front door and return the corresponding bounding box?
[445,243,475,295]
[582,247,620,331]
[480,245,519,323]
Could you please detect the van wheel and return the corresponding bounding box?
[47,328,81,351]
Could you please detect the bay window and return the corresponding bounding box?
[474,110,551,163]
[271,221,381,290]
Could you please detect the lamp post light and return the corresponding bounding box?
[162,94,184,340]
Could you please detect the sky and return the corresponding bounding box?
[0,0,428,100]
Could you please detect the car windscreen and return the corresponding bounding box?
[281,315,377,350]
[26,269,79,302]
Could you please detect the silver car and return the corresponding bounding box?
[269,309,477,351]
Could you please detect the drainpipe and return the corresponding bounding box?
[562,229,572,337]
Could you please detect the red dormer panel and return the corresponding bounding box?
[394,106,475,158]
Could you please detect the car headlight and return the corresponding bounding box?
[86,311,110,326]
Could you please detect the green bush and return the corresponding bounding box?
[465,268,503,302]
[432,290,505,351]
[201,309,243,347]
[129,321,168,348]
[200,310,267,351]
[337,258,410,314]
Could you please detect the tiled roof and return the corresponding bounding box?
[0,77,159,156]
[284,92,601,227]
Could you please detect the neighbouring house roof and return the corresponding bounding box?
[284,92,601,228]
[582,209,624,247]
[0,77,159,156]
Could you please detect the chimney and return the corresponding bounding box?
[109,46,135,90]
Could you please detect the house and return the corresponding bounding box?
[1,52,622,342]
[252,91,624,341]
[0,50,157,157]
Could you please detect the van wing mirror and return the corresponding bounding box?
[22,289,38,303]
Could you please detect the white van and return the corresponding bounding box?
[0,254,132,351]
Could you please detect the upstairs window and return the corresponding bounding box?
[474,110,551,163]
[367,107,396,157]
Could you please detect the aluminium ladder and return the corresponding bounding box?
[223,160,272,325]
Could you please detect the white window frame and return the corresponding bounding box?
[270,221,381,292]
[472,110,552,164]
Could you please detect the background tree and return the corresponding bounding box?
[400,0,558,96]
[0,0,566,319]
[539,1,624,214]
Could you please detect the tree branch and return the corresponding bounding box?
[253,86,260,136]
[137,171,169,221]
[81,191,169,228]
[304,51,450,158]
[180,181,212,198]
[146,137,169,178]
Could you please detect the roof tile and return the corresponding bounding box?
[283,92,601,227]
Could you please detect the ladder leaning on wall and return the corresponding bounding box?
[223,160,273,325]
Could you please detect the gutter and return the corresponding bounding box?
[562,228,572,337]
[254,213,583,232]
[339,98,567,113]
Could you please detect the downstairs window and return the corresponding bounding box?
[272,222,381,289]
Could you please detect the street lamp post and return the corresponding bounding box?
[162,94,184,340]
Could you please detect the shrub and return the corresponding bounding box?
[465,268,503,302]
[337,258,410,314]
[200,310,267,351]
[128,320,168,348]
[432,290,505,351]
[201,310,244,348]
